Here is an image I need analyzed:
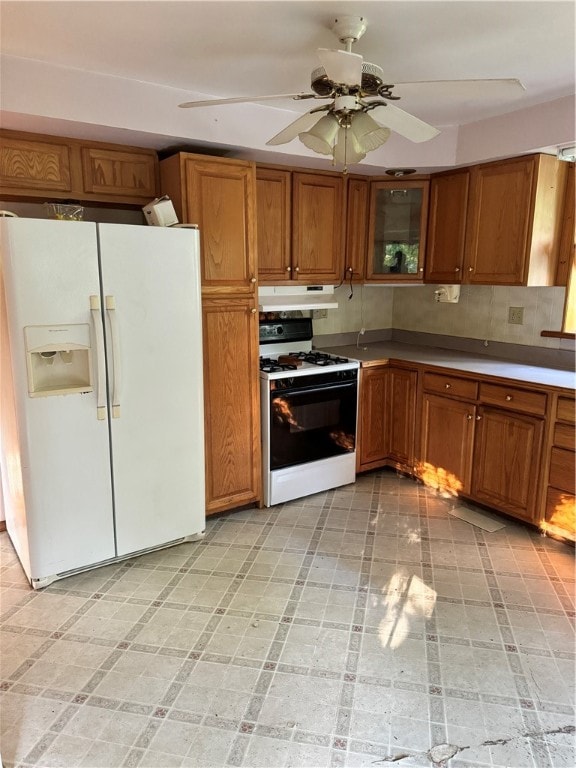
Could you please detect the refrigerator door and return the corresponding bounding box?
[98,224,205,555]
[0,219,115,583]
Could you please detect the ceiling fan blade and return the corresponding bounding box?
[317,48,363,86]
[368,103,440,143]
[179,93,316,108]
[266,110,328,146]
[395,78,526,98]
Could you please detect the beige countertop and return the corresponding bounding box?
[317,341,576,391]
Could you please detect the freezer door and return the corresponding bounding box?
[98,224,205,554]
[0,219,115,582]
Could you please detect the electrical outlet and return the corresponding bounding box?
[508,306,524,325]
[312,309,327,319]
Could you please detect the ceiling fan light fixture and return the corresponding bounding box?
[298,114,340,155]
[333,126,366,165]
[350,112,391,151]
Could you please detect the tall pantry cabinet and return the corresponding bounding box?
[160,153,261,514]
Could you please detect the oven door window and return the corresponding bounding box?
[269,382,357,470]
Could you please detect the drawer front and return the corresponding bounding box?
[553,423,575,451]
[422,372,477,400]
[479,382,547,415]
[549,447,576,494]
[556,396,575,424]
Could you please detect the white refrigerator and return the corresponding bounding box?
[0,218,205,588]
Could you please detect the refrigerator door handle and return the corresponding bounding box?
[90,295,107,420]
[105,295,121,418]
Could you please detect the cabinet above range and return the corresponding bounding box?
[256,166,345,284]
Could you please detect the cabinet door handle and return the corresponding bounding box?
[286,266,292,272]
[347,267,353,274]
[505,395,513,401]
[454,267,460,273]
[419,267,424,272]
[250,308,257,314]
[467,413,473,420]
[294,266,300,273]
[250,276,257,283]
[468,266,474,272]
[476,415,482,420]
[445,383,451,389]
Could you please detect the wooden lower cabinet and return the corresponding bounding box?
[471,405,544,522]
[418,393,475,495]
[541,394,575,540]
[202,297,261,515]
[357,364,417,474]
[387,367,417,471]
[357,365,388,471]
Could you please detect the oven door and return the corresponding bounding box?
[269,380,357,471]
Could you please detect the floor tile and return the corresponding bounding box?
[1,469,574,768]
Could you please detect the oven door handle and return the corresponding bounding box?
[270,381,357,398]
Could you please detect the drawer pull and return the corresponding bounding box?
[445,383,451,389]
[505,395,513,401]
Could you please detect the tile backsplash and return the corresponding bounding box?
[312,283,572,352]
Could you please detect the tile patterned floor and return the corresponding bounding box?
[1,470,575,768]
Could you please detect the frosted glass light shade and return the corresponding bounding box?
[298,114,340,155]
[333,127,366,165]
[350,112,391,151]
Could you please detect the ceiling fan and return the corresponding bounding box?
[179,16,524,170]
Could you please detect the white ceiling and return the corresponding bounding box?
[1,1,575,173]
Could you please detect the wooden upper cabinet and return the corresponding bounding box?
[555,162,575,286]
[344,177,369,282]
[464,154,565,286]
[366,180,429,282]
[0,135,72,194]
[256,167,292,282]
[0,129,158,204]
[81,147,157,200]
[160,153,258,294]
[292,171,344,283]
[425,170,469,284]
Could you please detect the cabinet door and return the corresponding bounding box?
[256,167,292,282]
[292,172,344,282]
[0,135,72,194]
[472,405,544,521]
[202,297,261,514]
[425,171,469,283]
[418,393,475,495]
[465,158,534,284]
[555,162,575,286]
[185,158,257,294]
[344,177,369,282]
[366,180,428,282]
[357,365,388,471]
[81,147,158,201]
[387,367,418,469]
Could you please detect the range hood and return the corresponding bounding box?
[258,285,338,312]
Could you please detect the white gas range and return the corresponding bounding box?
[259,318,359,507]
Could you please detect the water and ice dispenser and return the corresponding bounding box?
[24,325,93,397]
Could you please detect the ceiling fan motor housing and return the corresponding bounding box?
[311,61,390,97]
